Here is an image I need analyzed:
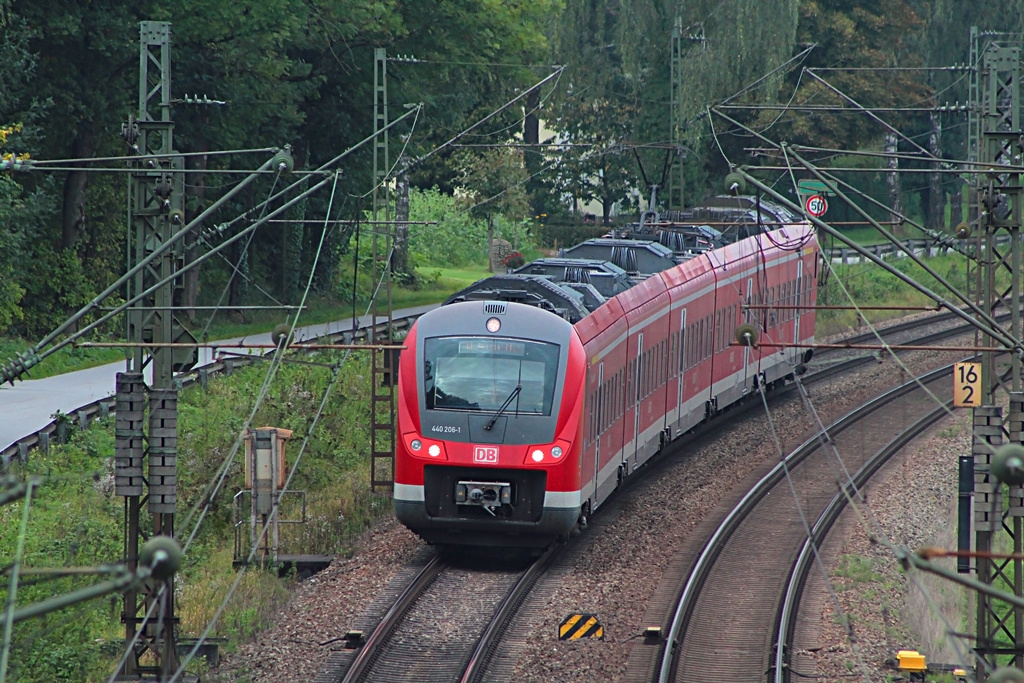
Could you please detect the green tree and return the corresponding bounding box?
[457,147,530,270]
[550,0,800,213]
[769,0,927,151]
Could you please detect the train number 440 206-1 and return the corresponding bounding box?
[430,425,461,434]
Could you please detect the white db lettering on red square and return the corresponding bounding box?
[473,446,499,463]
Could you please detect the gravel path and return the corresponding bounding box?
[207,344,967,682]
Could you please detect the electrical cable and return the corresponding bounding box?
[754,380,875,683]
[197,167,285,342]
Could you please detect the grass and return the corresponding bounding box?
[815,251,999,337]
[3,346,397,680]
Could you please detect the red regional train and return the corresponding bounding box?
[394,196,820,548]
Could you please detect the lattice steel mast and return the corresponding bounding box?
[969,28,1024,677]
[115,21,195,680]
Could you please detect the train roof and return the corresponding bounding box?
[658,195,800,242]
[441,195,811,323]
[557,239,678,275]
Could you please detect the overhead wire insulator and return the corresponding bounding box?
[724,172,746,195]
[139,536,183,581]
[993,444,1024,487]
[1,350,40,385]
[989,666,1024,683]
[734,323,758,347]
[954,222,972,239]
[271,324,293,348]
[200,222,231,243]
[272,148,294,174]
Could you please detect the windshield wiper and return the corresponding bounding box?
[484,384,522,431]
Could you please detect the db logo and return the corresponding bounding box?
[473,446,499,464]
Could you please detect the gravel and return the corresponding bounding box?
[207,339,969,683]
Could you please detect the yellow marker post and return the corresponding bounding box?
[953,362,982,407]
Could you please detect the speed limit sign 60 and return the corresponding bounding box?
[804,194,828,217]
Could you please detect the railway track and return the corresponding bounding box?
[333,547,558,683]
[655,362,958,682]
[315,310,988,683]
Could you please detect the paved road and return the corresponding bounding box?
[0,305,437,452]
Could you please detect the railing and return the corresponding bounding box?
[825,233,1012,263]
[0,314,419,468]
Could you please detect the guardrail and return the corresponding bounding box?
[0,313,419,469]
[825,233,1013,264]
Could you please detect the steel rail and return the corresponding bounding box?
[656,362,955,683]
[460,546,559,683]
[771,396,953,682]
[340,554,445,683]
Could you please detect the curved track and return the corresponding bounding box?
[656,363,956,682]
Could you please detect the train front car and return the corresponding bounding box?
[394,301,586,548]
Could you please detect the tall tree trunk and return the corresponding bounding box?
[393,160,412,284]
[885,133,902,236]
[61,125,96,250]
[284,141,307,301]
[284,199,305,302]
[228,238,249,319]
[926,112,944,231]
[524,86,544,217]
[487,215,495,272]
[951,181,963,228]
[182,141,209,323]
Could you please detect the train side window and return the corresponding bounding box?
[642,351,647,398]
[626,359,631,404]
[669,332,675,377]
[678,331,684,372]
[714,310,720,353]
[644,349,650,396]
[589,393,598,446]
[697,319,704,361]
[659,339,667,387]
[705,314,712,359]
[685,325,692,369]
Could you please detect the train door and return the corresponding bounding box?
[793,260,803,357]
[674,309,686,431]
[743,277,752,393]
[594,362,603,495]
[630,332,643,471]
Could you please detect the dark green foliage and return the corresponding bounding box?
[0,0,557,343]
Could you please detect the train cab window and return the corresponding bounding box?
[424,337,560,415]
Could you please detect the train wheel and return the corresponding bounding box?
[570,504,590,538]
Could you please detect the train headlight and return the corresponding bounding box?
[485,317,501,333]
[523,439,572,465]
[404,434,447,460]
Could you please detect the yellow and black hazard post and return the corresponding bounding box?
[559,614,604,640]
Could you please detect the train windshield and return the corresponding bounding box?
[423,336,560,415]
